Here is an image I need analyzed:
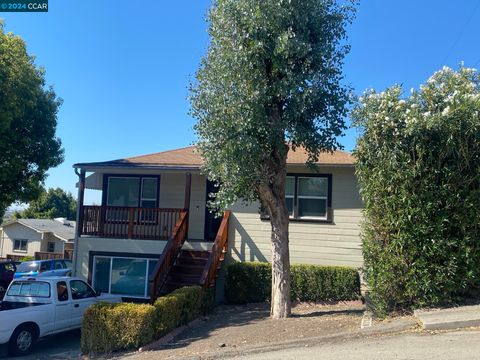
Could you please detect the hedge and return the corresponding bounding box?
[81,286,212,355]
[353,66,480,314]
[225,262,360,304]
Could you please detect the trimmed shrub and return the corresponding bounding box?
[225,262,360,304]
[353,66,480,314]
[81,302,156,355]
[81,286,208,355]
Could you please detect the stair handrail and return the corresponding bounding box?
[199,210,231,288]
[149,210,189,303]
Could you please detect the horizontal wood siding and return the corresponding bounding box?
[0,223,42,258]
[159,173,206,240]
[228,166,363,268]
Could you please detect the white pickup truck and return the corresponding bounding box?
[0,276,121,355]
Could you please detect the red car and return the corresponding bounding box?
[0,261,17,295]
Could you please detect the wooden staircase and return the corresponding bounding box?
[150,210,231,302]
[161,250,210,293]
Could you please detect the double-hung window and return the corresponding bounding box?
[13,239,28,252]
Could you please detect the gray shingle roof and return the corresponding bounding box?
[14,219,76,241]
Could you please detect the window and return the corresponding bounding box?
[106,176,158,208]
[57,281,69,302]
[47,242,55,253]
[261,174,332,222]
[7,281,50,298]
[70,280,96,300]
[107,177,140,207]
[297,177,328,219]
[92,256,158,298]
[13,239,28,252]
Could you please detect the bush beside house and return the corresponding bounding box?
[225,262,360,304]
[81,286,211,355]
[353,66,480,314]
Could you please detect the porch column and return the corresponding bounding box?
[72,168,85,277]
[184,173,192,240]
[184,173,192,210]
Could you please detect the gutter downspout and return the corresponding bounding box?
[72,168,85,277]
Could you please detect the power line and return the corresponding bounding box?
[442,0,480,66]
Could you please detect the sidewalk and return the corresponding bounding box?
[119,302,417,360]
[414,304,480,330]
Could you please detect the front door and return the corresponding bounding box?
[204,180,222,241]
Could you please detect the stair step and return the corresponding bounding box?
[179,250,210,259]
[168,272,202,283]
[176,257,208,267]
[172,264,205,275]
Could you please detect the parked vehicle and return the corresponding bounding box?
[0,277,121,355]
[14,259,71,278]
[37,268,72,277]
[0,261,17,294]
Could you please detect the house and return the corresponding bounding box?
[72,146,362,301]
[0,218,75,260]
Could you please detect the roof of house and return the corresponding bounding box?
[74,145,355,169]
[2,218,76,241]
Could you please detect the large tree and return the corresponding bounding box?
[18,187,77,220]
[190,0,355,318]
[0,23,63,218]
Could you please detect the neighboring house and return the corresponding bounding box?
[0,218,75,259]
[72,146,362,301]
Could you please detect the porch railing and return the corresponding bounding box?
[80,206,184,240]
[149,211,189,302]
[200,210,231,288]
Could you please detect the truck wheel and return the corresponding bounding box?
[8,324,36,356]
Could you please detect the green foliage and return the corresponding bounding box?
[81,302,156,355]
[353,66,480,314]
[0,24,63,218]
[19,256,34,262]
[19,187,77,219]
[81,287,210,355]
[190,0,356,211]
[225,262,360,303]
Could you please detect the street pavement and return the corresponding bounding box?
[233,329,480,360]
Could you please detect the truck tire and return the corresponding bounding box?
[8,324,37,356]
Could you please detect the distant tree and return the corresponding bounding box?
[20,188,77,220]
[0,23,63,218]
[190,0,356,318]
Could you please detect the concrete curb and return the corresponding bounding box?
[414,305,480,331]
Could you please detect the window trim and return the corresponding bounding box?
[13,239,28,253]
[260,173,333,223]
[88,251,161,299]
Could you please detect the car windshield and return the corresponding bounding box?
[16,262,40,273]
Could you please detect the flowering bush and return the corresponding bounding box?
[353,66,480,314]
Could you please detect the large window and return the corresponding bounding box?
[92,256,158,298]
[13,239,28,252]
[262,174,332,221]
[106,176,158,208]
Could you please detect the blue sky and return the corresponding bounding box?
[2,0,480,204]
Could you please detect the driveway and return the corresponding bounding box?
[0,329,80,360]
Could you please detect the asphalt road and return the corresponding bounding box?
[234,330,480,360]
[0,329,80,360]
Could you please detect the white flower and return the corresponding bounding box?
[442,106,450,116]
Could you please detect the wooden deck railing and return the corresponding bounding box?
[200,210,231,288]
[149,211,189,302]
[80,206,184,240]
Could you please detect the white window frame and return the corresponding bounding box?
[92,255,158,299]
[296,176,329,220]
[13,239,28,253]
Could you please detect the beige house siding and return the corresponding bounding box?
[75,237,166,280]
[41,232,66,253]
[228,166,363,268]
[159,173,206,240]
[0,223,42,257]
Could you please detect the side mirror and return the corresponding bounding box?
[96,290,102,297]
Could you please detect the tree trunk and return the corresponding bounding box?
[270,205,291,318]
[258,144,291,319]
